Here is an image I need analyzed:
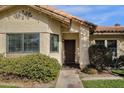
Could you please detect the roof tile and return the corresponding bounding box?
[95,26,124,33]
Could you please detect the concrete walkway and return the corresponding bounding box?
[56,69,83,88]
[80,72,123,81]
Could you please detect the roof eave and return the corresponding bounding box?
[0,5,96,29]
[93,32,124,35]
[29,5,71,26]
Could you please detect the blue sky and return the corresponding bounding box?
[54,5,124,26]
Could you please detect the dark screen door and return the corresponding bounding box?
[64,40,75,64]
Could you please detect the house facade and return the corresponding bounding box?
[0,5,124,69]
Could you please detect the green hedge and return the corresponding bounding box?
[0,54,61,82]
[112,69,124,76]
[88,44,112,71]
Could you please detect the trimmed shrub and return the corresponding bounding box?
[112,69,124,76]
[117,55,124,68]
[109,55,124,69]
[88,44,112,71]
[83,67,98,74]
[0,54,4,60]
[0,54,61,82]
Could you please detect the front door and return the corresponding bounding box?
[64,40,75,64]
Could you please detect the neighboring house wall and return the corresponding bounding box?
[0,6,62,64]
[90,34,124,57]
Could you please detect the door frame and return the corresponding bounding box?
[63,39,76,65]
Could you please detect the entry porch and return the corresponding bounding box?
[62,26,90,69]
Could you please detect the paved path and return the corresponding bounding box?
[56,69,83,88]
[80,73,123,81]
[82,76,123,80]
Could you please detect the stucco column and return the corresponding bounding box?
[79,26,90,70]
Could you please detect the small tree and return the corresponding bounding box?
[88,44,112,71]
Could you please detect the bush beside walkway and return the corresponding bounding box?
[0,54,61,83]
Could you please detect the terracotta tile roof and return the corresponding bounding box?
[0,5,96,28]
[2,5,124,33]
[35,5,75,19]
[33,5,96,27]
[95,26,124,33]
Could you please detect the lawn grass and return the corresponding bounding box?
[0,85,18,88]
[82,79,124,88]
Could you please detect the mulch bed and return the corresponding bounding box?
[0,73,56,88]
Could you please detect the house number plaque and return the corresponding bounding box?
[13,10,32,20]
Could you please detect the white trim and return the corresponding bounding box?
[62,32,79,33]
[105,40,107,47]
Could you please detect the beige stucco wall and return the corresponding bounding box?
[0,6,62,64]
[47,18,62,64]
[90,34,124,57]
[79,26,90,69]
[0,6,51,33]
[0,33,6,55]
[70,21,80,33]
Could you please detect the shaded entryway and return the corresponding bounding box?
[64,40,75,65]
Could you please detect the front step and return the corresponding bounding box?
[62,63,80,70]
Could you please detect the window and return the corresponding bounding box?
[24,34,39,52]
[95,40,117,56]
[95,40,105,46]
[8,34,22,52]
[7,33,39,53]
[107,40,117,56]
[50,34,59,52]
